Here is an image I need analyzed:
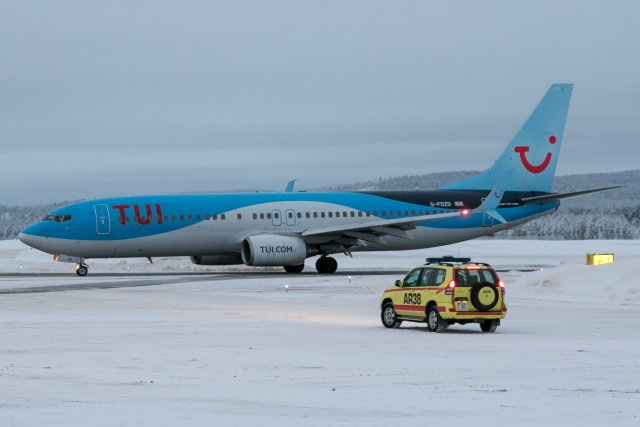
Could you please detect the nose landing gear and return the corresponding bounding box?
[75,264,89,277]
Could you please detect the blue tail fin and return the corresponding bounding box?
[442,83,573,193]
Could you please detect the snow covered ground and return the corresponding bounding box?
[1,239,639,426]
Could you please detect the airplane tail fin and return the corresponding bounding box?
[442,83,573,193]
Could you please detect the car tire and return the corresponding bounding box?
[470,283,499,311]
[381,303,402,329]
[426,306,446,333]
[480,319,499,333]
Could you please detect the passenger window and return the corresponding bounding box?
[403,269,423,288]
[252,213,257,220]
[197,215,202,220]
[433,269,446,286]
[188,215,193,220]
[180,215,184,221]
[321,212,325,218]
[411,210,416,216]
[237,214,242,220]
[373,211,378,216]
[350,212,355,217]
[456,270,469,286]
[313,212,318,218]
[306,212,310,218]
[267,213,271,219]
[358,212,363,217]
[212,214,217,220]
[381,211,386,216]
[260,213,265,219]
[328,212,333,218]
[336,211,340,217]
[288,212,293,218]
[297,212,301,218]
[419,269,434,287]
[366,212,370,217]
[221,214,226,220]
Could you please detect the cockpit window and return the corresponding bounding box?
[42,214,72,223]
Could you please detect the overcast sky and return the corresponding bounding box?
[1,0,639,205]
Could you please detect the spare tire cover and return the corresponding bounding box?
[470,283,499,311]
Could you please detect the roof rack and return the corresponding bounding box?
[425,256,491,267]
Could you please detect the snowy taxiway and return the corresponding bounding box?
[1,239,639,426]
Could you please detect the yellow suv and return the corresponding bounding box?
[380,257,507,332]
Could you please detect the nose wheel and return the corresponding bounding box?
[76,265,88,277]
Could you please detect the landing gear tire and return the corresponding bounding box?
[480,319,499,333]
[315,256,338,274]
[381,303,402,329]
[426,306,447,333]
[76,265,88,277]
[283,264,305,273]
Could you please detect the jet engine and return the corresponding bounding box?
[241,234,310,266]
[190,255,243,265]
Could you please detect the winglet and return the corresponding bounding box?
[474,178,508,224]
[284,179,297,193]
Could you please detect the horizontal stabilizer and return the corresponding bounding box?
[520,186,621,204]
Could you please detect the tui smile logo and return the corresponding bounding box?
[514,135,556,174]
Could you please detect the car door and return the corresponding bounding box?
[396,268,425,318]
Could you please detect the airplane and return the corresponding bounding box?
[19,83,618,276]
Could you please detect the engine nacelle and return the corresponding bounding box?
[190,255,243,265]
[241,235,308,266]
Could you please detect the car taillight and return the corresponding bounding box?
[497,280,505,288]
[448,280,456,288]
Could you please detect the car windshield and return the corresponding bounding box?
[42,214,72,223]
[455,268,497,286]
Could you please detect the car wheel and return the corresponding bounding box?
[381,303,402,329]
[470,283,499,311]
[426,306,446,333]
[480,320,499,333]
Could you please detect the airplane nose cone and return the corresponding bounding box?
[18,231,38,247]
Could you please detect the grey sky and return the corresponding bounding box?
[1,0,639,205]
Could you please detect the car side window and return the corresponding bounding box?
[432,268,446,286]
[403,269,423,287]
[419,268,434,287]
[456,270,468,285]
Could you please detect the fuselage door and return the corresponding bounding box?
[94,204,111,235]
[285,209,296,226]
[271,209,282,226]
[482,213,495,227]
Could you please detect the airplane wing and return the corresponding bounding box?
[301,209,469,246]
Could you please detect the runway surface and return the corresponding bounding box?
[0,270,406,294]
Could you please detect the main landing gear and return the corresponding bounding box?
[315,256,338,274]
[75,264,89,277]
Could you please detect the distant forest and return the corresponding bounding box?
[1,170,638,240]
